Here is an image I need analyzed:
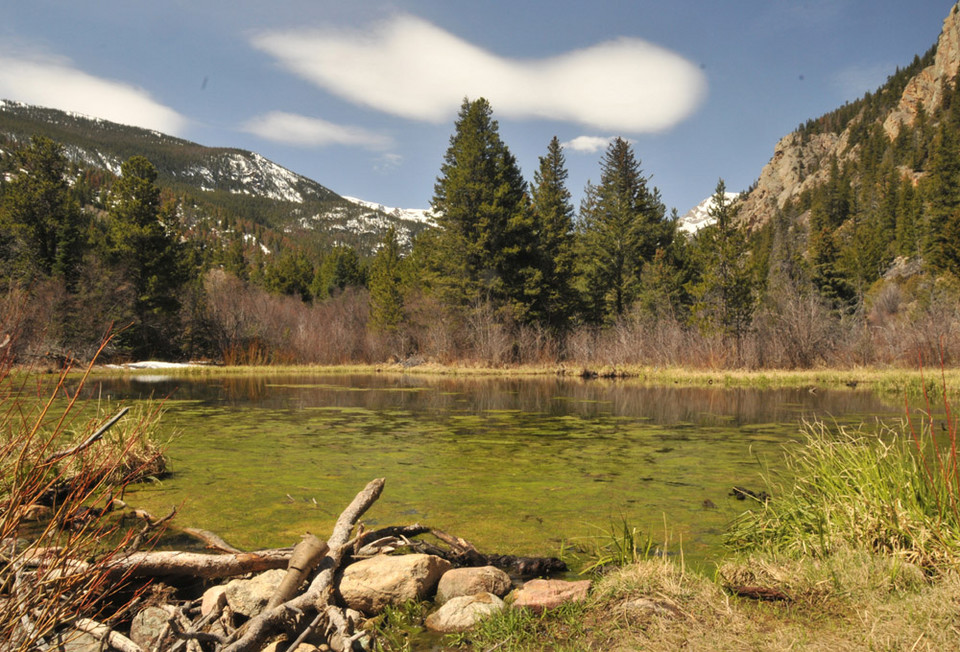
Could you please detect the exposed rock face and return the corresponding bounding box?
[339,553,451,615]
[738,3,960,229]
[885,4,960,139]
[425,592,506,633]
[436,566,512,604]
[510,578,591,614]
[737,131,841,228]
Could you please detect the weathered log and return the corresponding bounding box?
[94,548,294,580]
[73,617,143,652]
[222,478,385,652]
[266,534,329,610]
[727,584,792,601]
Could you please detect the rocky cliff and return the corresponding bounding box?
[737,3,960,228]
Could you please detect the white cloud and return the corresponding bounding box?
[563,136,615,153]
[252,14,707,133]
[242,111,393,149]
[373,152,403,172]
[0,53,186,135]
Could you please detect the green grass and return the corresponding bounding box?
[724,411,960,571]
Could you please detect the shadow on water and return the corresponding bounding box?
[85,374,902,567]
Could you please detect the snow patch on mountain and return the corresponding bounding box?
[342,196,434,225]
[677,192,740,235]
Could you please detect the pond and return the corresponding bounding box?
[86,374,903,569]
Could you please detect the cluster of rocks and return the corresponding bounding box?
[112,553,591,651]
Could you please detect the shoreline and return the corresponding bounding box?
[84,361,960,396]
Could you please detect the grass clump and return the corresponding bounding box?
[724,414,960,570]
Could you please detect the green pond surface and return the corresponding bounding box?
[83,374,902,568]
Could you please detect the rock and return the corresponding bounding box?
[436,566,512,603]
[620,597,681,619]
[339,553,451,615]
[264,643,320,652]
[201,584,227,616]
[511,579,590,614]
[48,631,101,652]
[425,592,505,633]
[224,568,286,617]
[130,605,173,649]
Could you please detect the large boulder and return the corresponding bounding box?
[339,553,451,615]
[436,566,512,603]
[511,578,591,614]
[224,568,286,617]
[425,592,505,633]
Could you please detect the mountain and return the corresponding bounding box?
[0,99,429,254]
[736,3,960,229]
[677,192,740,235]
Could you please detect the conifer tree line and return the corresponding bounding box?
[2,87,960,368]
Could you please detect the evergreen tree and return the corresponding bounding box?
[368,227,405,333]
[690,180,756,364]
[312,245,365,299]
[263,249,314,300]
[577,137,669,323]
[0,136,85,288]
[430,98,533,315]
[922,122,960,274]
[528,136,578,332]
[106,155,185,357]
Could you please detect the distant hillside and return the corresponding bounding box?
[0,100,429,254]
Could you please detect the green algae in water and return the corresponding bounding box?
[103,375,903,567]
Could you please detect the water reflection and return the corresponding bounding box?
[89,374,899,426]
[90,374,903,565]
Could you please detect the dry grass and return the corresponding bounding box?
[0,336,169,650]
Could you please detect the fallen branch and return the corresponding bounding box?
[73,617,143,652]
[89,548,294,580]
[183,527,243,554]
[42,407,130,466]
[223,477,385,652]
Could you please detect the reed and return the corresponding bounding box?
[724,370,960,571]
[0,335,168,650]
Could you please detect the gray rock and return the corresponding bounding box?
[225,568,286,617]
[340,553,451,615]
[130,605,173,649]
[620,597,681,619]
[436,566,512,603]
[425,592,505,633]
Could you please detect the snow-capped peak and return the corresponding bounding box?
[677,192,740,235]
[342,196,434,225]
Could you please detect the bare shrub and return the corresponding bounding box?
[753,286,841,368]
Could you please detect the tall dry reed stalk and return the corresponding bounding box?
[0,334,167,650]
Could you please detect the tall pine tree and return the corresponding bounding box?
[0,136,85,289]
[528,136,578,332]
[430,98,534,317]
[690,179,756,364]
[577,137,669,323]
[107,156,184,357]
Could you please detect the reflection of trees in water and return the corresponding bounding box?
[87,374,902,427]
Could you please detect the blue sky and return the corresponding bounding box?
[0,1,954,215]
